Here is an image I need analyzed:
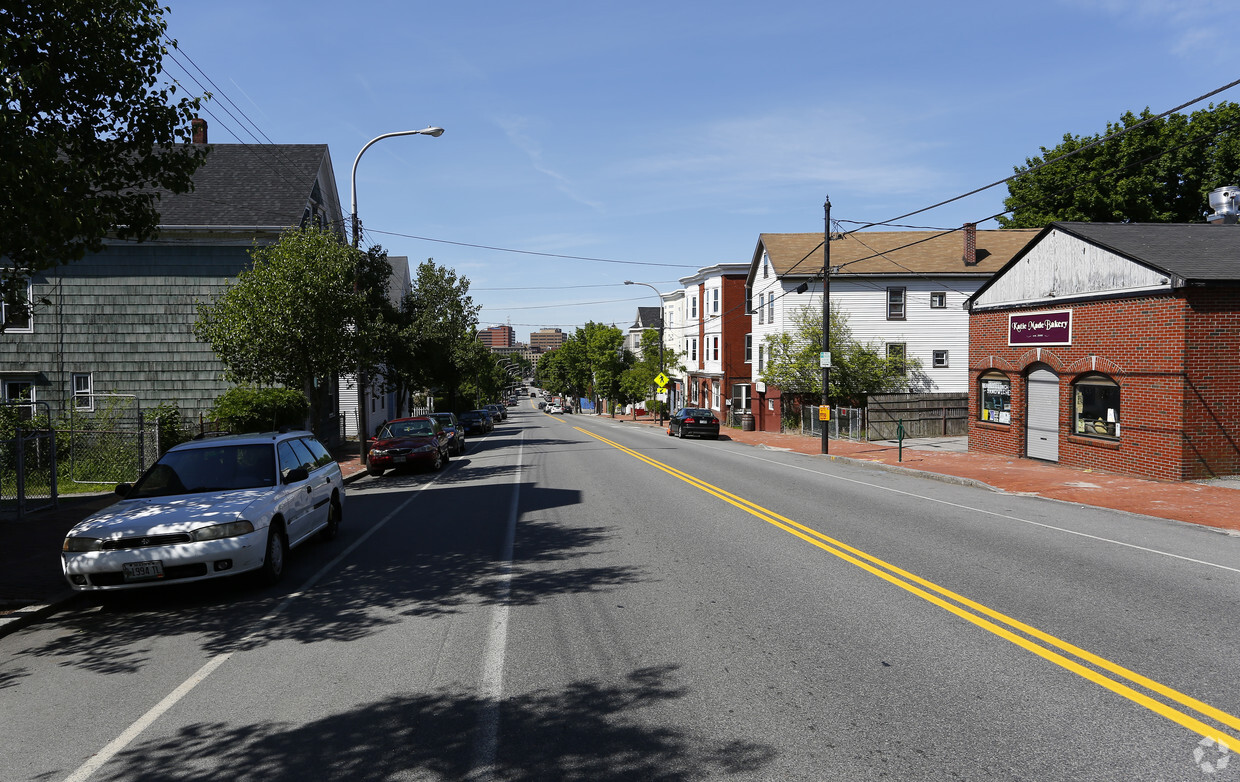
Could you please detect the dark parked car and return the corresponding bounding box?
[367,417,451,476]
[459,409,492,435]
[486,403,507,421]
[668,407,720,439]
[428,412,466,456]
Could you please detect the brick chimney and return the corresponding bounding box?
[192,117,208,145]
[962,222,977,266]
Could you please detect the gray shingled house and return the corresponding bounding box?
[0,123,346,440]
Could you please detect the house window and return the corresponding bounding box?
[712,336,719,361]
[979,371,1011,424]
[3,379,35,420]
[745,334,752,363]
[72,373,94,411]
[930,291,947,309]
[757,293,765,325]
[758,344,765,372]
[887,287,906,320]
[767,293,774,322]
[711,380,720,410]
[690,294,697,319]
[763,258,769,279]
[691,338,698,362]
[933,350,949,368]
[2,280,33,333]
[886,343,906,375]
[732,384,751,411]
[1074,374,1120,439]
[711,288,720,315]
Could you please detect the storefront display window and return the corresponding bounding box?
[1074,375,1120,438]
[979,371,1011,424]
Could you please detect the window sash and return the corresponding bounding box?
[887,287,906,320]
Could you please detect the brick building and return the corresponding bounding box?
[677,263,751,419]
[966,221,1240,481]
[477,324,515,348]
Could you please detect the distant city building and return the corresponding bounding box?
[530,327,566,351]
[478,324,515,348]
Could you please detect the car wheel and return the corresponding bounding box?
[678,426,686,439]
[319,496,341,542]
[430,450,443,471]
[260,523,287,585]
[457,437,466,455]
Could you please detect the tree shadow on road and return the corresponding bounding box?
[101,664,776,782]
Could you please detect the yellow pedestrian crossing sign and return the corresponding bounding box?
[655,372,669,388]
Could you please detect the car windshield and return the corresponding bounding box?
[383,421,435,438]
[129,444,277,497]
[430,415,454,427]
[682,409,713,418]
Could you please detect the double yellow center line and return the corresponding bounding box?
[577,426,1240,744]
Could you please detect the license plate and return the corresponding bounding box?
[122,560,165,582]
[393,455,406,463]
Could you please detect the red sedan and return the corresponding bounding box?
[367,417,452,476]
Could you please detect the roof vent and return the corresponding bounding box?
[1207,185,1239,225]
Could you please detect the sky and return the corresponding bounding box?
[161,0,1236,340]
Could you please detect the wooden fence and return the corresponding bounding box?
[866,393,969,440]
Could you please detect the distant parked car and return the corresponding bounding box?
[668,407,720,439]
[486,403,507,421]
[367,417,451,476]
[459,409,491,435]
[428,412,466,455]
[61,430,344,591]
[546,404,564,415]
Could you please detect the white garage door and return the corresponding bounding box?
[1026,369,1059,462]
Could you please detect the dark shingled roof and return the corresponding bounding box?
[1052,222,1240,282]
[632,306,662,329]
[153,144,330,228]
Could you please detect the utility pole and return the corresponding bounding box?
[822,196,831,455]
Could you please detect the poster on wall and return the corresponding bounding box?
[1009,310,1072,346]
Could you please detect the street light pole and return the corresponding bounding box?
[349,126,443,465]
[624,281,666,424]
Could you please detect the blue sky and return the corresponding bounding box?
[163,0,1235,339]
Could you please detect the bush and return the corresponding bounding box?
[148,402,191,453]
[210,387,308,433]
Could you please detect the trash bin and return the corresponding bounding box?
[741,413,755,431]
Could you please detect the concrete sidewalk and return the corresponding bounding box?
[4,421,1238,636]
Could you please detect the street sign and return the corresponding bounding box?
[819,351,832,368]
[655,372,669,388]
[818,407,831,421]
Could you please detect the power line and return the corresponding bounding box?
[364,229,699,269]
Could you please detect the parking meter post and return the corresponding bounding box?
[897,419,905,462]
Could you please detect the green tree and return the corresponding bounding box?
[620,328,681,418]
[999,102,1240,227]
[193,225,384,429]
[1,0,210,326]
[761,304,911,406]
[390,259,481,412]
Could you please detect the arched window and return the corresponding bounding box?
[1073,374,1120,438]
[978,370,1011,424]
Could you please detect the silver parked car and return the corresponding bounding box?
[61,431,344,591]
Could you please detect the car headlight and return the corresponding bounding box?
[63,536,102,552]
[370,448,388,457]
[191,521,256,542]
[414,444,434,453]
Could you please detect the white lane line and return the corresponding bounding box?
[469,433,523,781]
[588,419,1240,576]
[61,472,445,782]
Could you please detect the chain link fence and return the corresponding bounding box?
[63,395,157,486]
[1,401,58,519]
[799,405,865,441]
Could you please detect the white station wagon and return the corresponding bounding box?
[62,431,344,591]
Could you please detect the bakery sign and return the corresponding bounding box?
[1009,310,1072,346]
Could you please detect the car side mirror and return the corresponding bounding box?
[284,467,309,484]
[114,483,132,497]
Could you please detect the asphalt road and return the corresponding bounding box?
[2,402,1239,781]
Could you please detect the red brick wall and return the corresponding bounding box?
[722,276,752,400]
[1182,286,1240,478]
[966,293,1235,481]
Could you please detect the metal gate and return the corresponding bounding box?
[1026,369,1059,462]
[1,401,58,519]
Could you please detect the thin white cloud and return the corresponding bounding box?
[497,117,607,212]
[1063,0,1228,59]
